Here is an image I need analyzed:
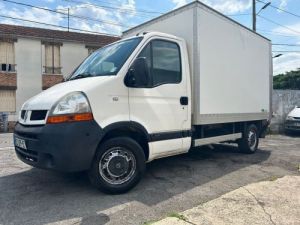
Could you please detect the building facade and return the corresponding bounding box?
[0,24,119,125]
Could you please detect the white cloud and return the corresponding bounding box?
[170,0,252,13]
[273,53,300,75]
[273,22,300,37]
[171,0,188,8]
[278,0,288,9]
[202,0,251,14]
[0,1,137,35]
[0,2,63,29]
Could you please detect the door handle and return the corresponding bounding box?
[180,96,188,105]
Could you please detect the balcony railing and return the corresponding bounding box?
[43,66,62,75]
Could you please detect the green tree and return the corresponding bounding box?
[273,68,300,90]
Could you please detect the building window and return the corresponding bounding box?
[0,41,16,72]
[44,44,61,74]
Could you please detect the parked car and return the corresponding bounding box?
[285,106,300,133]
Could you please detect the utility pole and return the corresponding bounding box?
[252,0,256,31]
[67,8,70,32]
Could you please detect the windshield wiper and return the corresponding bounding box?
[68,73,94,81]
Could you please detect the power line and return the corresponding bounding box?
[0,14,119,36]
[92,0,163,15]
[258,15,300,35]
[1,0,129,28]
[272,50,300,53]
[226,13,251,17]
[257,0,300,19]
[63,0,156,18]
[273,43,300,47]
[257,29,299,37]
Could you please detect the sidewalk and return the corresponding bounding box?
[151,176,300,225]
[0,133,14,149]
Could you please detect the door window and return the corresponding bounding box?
[137,39,181,87]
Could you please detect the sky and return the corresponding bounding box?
[0,0,299,75]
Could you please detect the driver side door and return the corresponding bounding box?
[128,37,190,159]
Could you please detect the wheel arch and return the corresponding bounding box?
[99,121,150,160]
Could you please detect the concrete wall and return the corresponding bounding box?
[61,42,88,78]
[271,90,300,133]
[14,38,43,120]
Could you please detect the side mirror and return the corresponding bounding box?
[125,57,149,87]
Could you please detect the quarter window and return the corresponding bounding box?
[137,39,181,87]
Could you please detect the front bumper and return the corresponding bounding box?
[285,120,300,132]
[14,121,103,172]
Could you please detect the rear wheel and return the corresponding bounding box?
[238,124,259,154]
[88,137,146,194]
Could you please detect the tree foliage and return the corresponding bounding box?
[273,68,300,90]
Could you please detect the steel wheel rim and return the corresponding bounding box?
[248,130,257,150]
[99,147,136,185]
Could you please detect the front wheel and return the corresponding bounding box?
[88,137,146,194]
[238,124,259,154]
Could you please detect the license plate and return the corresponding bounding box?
[294,123,300,127]
[15,137,27,150]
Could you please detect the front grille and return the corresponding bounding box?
[30,110,48,121]
[15,147,38,162]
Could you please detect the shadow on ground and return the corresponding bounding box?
[0,144,271,224]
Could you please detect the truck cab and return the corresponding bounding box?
[14,32,193,193]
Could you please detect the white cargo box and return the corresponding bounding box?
[123,1,272,125]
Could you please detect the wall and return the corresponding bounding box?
[14,38,42,121]
[271,90,300,133]
[61,42,88,78]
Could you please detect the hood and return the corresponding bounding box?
[22,76,113,110]
[288,107,300,118]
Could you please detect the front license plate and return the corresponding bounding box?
[15,137,27,150]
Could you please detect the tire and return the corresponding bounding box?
[238,124,259,154]
[88,137,146,194]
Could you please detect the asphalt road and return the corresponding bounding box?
[0,134,299,225]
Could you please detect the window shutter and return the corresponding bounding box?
[45,45,52,68]
[53,45,60,68]
[6,42,14,65]
[0,90,16,112]
[0,42,7,64]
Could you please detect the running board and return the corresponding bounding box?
[193,133,242,147]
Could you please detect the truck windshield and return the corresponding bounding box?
[68,37,142,80]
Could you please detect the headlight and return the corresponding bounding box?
[286,116,294,120]
[47,92,93,124]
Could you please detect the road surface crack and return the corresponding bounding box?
[243,187,276,225]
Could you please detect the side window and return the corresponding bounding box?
[137,43,151,69]
[152,40,181,86]
[136,39,181,87]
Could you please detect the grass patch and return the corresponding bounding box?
[168,212,188,222]
[143,221,157,225]
[268,175,278,181]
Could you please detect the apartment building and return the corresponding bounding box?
[0,24,119,124]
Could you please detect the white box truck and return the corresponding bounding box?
[14,1,272,193]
